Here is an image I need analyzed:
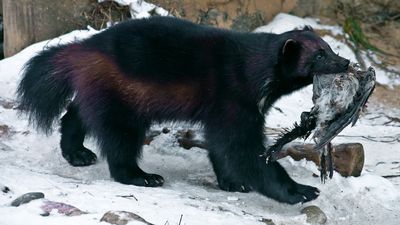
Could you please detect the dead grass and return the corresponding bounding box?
[83,1,131,30]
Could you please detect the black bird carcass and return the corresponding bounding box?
[263,63,376,181]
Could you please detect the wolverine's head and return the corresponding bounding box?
[278,26,350,79]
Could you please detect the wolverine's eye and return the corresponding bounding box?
[316,54,325,61]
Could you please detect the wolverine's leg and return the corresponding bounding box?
[204,106,265,193]
[93,102,164,187]
[60,103,97,166]
[205,106,319,204]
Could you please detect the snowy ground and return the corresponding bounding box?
[0,13,399,225]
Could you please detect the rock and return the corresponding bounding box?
[1,185,10,193]
[11,192,45,207]
[199,8,229,28]
[0,99,16,109]
[100,211,154,225]
[161,127,170,134]
[277,143,364,177]
[301,205,327,224]
[291,0,337,18]
[260,218,276,225]
[231,12,265,32]
[0,124,12,137]
[40,212,50,217]
[40,200,86,216]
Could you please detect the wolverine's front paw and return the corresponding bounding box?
[286,184,320,204]
[218,178,252,193]
[62,147,97,167]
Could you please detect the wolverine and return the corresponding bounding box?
[17,16,349,204]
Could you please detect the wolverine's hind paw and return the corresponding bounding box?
[119,174,165,187]
[62,147,97,167]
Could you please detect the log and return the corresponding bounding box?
[3,0,93,57]
[177,137,207,150]
[278,143,364,177]
[144,129,365,177]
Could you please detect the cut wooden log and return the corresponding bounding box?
[144,129,364,177]
[173,138,364,177]
[277,143,364,177]
[177,137,207,150]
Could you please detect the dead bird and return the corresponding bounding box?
[263,63,376,181]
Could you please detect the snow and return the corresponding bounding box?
[98,0,169,19]
[361,51,400,86]
[0,12,400,225]
[254,13,344,36]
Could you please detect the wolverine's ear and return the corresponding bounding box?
[303,25,313,31]
[282,39,300,56]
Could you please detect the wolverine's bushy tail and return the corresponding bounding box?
[17,45,74,133]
